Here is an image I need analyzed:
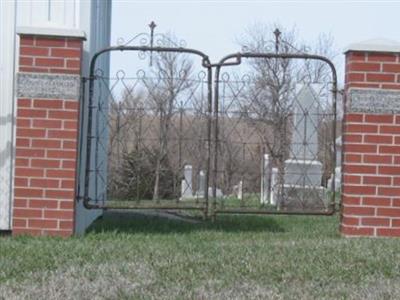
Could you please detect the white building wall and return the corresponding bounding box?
[0,1,17,230]
[0,0,112,233]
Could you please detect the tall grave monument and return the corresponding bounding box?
[282,85,327,210]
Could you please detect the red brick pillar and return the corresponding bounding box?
[341,41,400,237]
[12,31,85,236]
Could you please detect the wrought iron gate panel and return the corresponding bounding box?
[78,25,338,218]
[211,53,338,217]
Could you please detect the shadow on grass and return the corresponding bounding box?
[87,210,285,234]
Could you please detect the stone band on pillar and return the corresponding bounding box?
[12,28,85,237]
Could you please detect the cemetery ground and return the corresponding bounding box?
[1,213,400,299]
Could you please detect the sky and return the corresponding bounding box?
[110,0,400,83]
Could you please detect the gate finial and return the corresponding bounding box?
[273,28,281,53]
[148,21,157,66]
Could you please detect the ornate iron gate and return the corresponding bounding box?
[78,24,338,219]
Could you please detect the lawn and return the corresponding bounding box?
[1,212,400,299]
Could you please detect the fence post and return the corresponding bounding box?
[12,28,85,237]
[341,39,400,237]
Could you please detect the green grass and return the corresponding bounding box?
[1,213,400,299]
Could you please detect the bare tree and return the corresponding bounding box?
[146,37,195,200]
[236,23,337,208]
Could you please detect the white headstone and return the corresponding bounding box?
[261,154,271,204]
[181,165,193,199]
[196,170,206,198]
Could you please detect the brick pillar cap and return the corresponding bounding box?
[344,38,400,54]
[16,26,86,40]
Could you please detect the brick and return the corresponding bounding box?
[347,73,365,82]
[16,128,46,138]
[31,139,61,149]
[17,98,31,107]
[378,187,400,196]
[20,66,49,73]
[45,189,74,199]
[341,225,374,236]
[62,160,76,169]
[345,144,377,154]
[13,198,27,208]
[361,217,390,227]
[15,167,43,177]
[343,205,375,216]
[368,53,397,62]
[343,164,377,174]
[14,177,28,187]
[30,178,59,188]
[346,83,380,89]
[35,38,66,47]
[63,120,78,130]
[48,110,78,120]
[342,195,361,205]
[20,37,34,46]
[48,130,77,140]
[364,134,393,144]
[344,154,362,163]
[347,52,366,62]
[17,108,47,118]
[342,216,359,226]
[382,84,400,90]
[15,188,43,198]
[15,148,45,158]
[343,134,362,143]
[346,124,378,133]
[379,166,400,175]
[49,68,80,75]
[31,159,60,168]
[365,115,394,124]
[32,119,62,129]
[13,219,27,228]
[15,158,29,167]
[343,185,376,195]
[345,113,364,123]
[51,48,80,58]
[377,207,400,217]
[66,39,82,48]
[61,180,75,189]
[63,140,77,149]
[380,125,400,134]
[59,201,74,209]
[13,208,42,218]
[16,138,30,147]
[16,118,31,127]
[362,196,391,206]
[363,154,392,164]
[348,62,380,72]
[46,169,75,178]
[47,150,76,159]
[66,59,80,69]
[59,220,74,230]
[391,219,400,227]
[64,100,79,110]
[343,175,361,184]
[28,219,58,229]
[35,57,64,67]
[20,46,49,57]
[363,176,391,186]
[29,199,58,209]
[20,56,33,66]
[44,210,74,220]
[377,228,400,237]
[33,99,63,109]
[379,145,400,154]
[366,73,395,83]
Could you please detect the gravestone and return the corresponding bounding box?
[260,154,271,204]
[180,165,194,200]
[327,136,342,192]
[196,170,206,198]
[282,85,327,210]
